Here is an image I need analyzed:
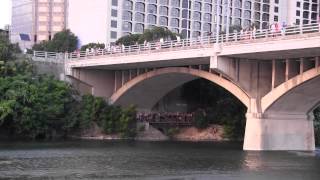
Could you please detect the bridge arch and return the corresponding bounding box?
[261,67,320,114]
[109,67,251,110]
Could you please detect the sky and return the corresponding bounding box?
[0,0,11,29]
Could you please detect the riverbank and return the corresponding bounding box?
[71,123,227,142]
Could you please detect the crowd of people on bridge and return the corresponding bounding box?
[73,21,316,58]
[136,112,194,125]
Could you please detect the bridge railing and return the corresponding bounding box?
[33,23,320,61]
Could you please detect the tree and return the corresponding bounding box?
[0,33,21,61]
[32,29,78,52]
[116,34,142,46]
[80,43,105,51]
[115,27,180,45]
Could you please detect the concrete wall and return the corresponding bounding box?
[72,68,115,98]
[33,61,65,81]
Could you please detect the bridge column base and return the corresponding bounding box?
[243,113,315,151]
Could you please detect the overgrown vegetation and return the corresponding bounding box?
[0,32,137,140]
[116,27,180,46]
[32,29,78,52]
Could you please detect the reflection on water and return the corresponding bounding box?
[0,141,319,180]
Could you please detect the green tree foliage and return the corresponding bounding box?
[32,29,78,52]
[115,27,180,45]
[0,33,21,61]
[115,34,142,46]
[0,75,75,139]
[80,43,105,51]
[193,109,209,129]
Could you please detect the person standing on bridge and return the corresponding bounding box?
[252,26,257,39]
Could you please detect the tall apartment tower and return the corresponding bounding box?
[102,0,319,45]
[13,0,318,48]
[11,0,67,49]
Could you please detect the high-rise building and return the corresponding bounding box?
[12,0,320,49]
[11,0,67,49]
[88,0,320,45]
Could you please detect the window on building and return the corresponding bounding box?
[235,0,242,8]
[171,8,180,17]
[135,13,145,22]
[159,16,168,26]
[111,20,117,28]
[170,18,179,27]
[171,0,180,7]
[204,4,212,12]
[159,0,168,5]
[148,4,157,14]
[303,2,309,10]
[274,6,278,13]
[112,0,118,6]
[182,0,188,8]
[123,0,133,10]
[296,10,300,16]
[254,12,261,20]
[274,15,278,22]
[203,23,211,32]
[254,3,261,11]
[194,2,201,11]
[111,9,118,17]
[275,0,279,4]
[181,19,190,28]
[262,4,270,12]
[262,13,269,21]
[181,29,188,38]
[111,31,117,39]
[297,2,301,7]
[244,10,251,19]
[122,22,132,31]
[193,12,201,21]
[303,19,309,24]
[192,31,201,38]
[311,4,317,11]
[296,19,300,25]
[182,9,188,18]
[193,21,201,30]
[147,14,157,24]
[204,13,212,22]
[303,11,309,18]
[135,23,144,33]
[135,2,145,12]
[122,11,132,20]
[234,9,241,17]
[244,1,251,9]
[148,0,157,4]
[159,6,168,15]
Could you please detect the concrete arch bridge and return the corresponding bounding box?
[33,23,320,151]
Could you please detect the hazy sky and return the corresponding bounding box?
[0,0,11,29]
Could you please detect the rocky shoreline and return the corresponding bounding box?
[72,124,227,142]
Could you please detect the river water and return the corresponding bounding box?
[0,141,319,180]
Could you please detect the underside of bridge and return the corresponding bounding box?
[69,54,320,151]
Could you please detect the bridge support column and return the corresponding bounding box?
[243,112,315,151]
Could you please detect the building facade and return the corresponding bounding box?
[104,0,319,45]
[11,0,67,49]
[11,0,320,49]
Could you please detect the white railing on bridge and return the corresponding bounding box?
[33,23,320,62]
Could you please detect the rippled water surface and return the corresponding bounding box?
[0,141,319,180]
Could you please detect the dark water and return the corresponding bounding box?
[0,141,319,180]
